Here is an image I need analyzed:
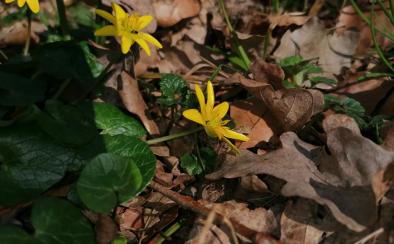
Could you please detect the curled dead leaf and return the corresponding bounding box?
[207,116,394,231]
[119,72,160,135]
[261,87,324,131]
[152,0,201,27]
[372,163,394,203]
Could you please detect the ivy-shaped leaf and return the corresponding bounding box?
[93,102,145,137]
[77,153,142,213]
[0,198,95,244]
[0,125,83,205]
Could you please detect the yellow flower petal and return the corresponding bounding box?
[183,109,205,125]
[120,34,134,54]
[132,35,151,56]
[112,2,127,20]
[5,0,15,3]
[206,81,215,114]
[222,127,249,141]
[26,0,39,13]
[205,126,219,138]
[212,102,229,120]
[222,137,240,154]
[95,9,115,24]
[194,84,206,119]
[94,25,117,36]
[17,0,26,7]
[139,33,162,48]
[137,15,153,30]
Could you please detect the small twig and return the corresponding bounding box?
[354,227,384,244]
[149,181,260,241]
[195,206,217,244]
[23,11,32,57]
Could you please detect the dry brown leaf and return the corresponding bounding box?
[119,71,160,135]
[268,14,311,28]
[280,199,331,244]
[0,21,46,46]
[336,5,394,55]
[230,98,279,149]
[207,115,394,231]
[273,17,359,75]
[261,87,324,131]
[188,201,277,243]
[335,73,393,114]
[322,113,361,135]
[372,163,394,203]
[152,0,201,27]
[95,214,117,244]
[251,58,285,89]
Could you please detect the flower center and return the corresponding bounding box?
[120,14,140,33]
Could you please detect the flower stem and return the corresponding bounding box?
[23,10,32,57]
[217,0,251,70]
[146,127,203,145]
[56,0,69,35]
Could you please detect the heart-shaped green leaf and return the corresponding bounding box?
[93,102,145,137]
[38,100,97,146]
[0,125,83,205]
[0,71,46,106]
[77,153,142,213]
[0,198,95,244]
[103,135,156,194]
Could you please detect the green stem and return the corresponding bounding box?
[370,2,394,73]
[146,127,203,145]
[52,78,71,99]
[154,221,182,244]
[55,0,69,35]
[349,0,394,42]
[218,0,251,69]
[23,10,32,56]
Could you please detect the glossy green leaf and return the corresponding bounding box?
[103,135,156,194]
[158,74,189,107]
[77,153,142,213]
[0,226,36,244]
[0,71,46,106]
[33,41,95,91]
[0,125,83,205]
[0,198,95,244]
[310,76,337,85]
[38,100,97,146]
[93,102,145,137]
[180,154,202,176]
[32,198,95,244]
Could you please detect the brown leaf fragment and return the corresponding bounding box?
[119,71,160,135]
[280,199,331,244]
[322,114,361,135]
[152,0,201,27]
[0,21,46,46]
[372,163,394,203]
[261,87,324,131]
[95,214,118,244]
[268,14,311,28]
[273,17,359,75]
[207,120,394,231]
[230,98,279,149]
[251,58,285,89]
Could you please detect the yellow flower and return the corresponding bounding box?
[5,0,40,13]
[94,2,163,55]
[183,81,249,153]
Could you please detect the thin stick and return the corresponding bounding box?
[149,181,259,240]
[195,206,217,244]
[23,11,32,56]
[354,227,384,244]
